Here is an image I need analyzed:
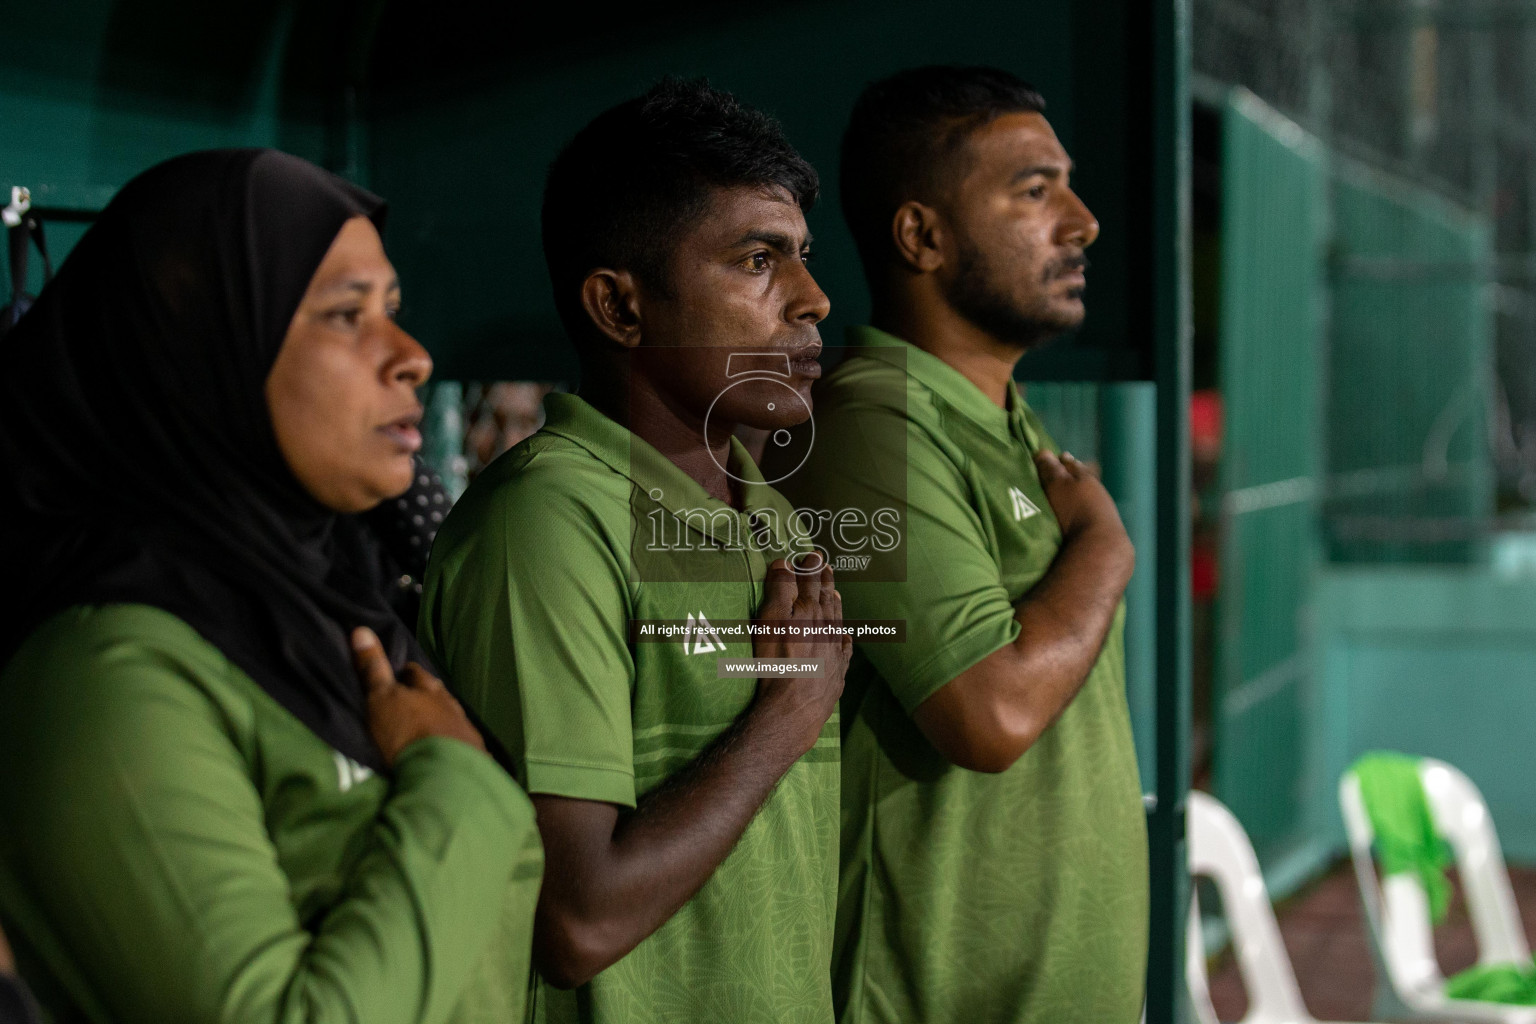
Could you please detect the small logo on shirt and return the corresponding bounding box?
[1009,487,1041,522]
[682,612,727,655]
[334,751,376,794]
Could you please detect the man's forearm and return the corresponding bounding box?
[532,697,815,987]
[914,522,1132,772]
[1018,522,1131,652]
[1006,522,1133,721]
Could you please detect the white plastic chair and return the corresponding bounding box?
[1188,896,1223,1024]
[1187,789,1384,1024]
[1340,757,1536,1023]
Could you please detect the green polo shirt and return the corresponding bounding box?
[0,604,543,1024]
[420,391,839,1024]
[774,327,1148,1024]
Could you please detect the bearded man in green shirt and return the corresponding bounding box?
[421,78,850,1024]
[771,66,1148,1024]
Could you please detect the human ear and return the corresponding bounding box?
[892,201,946,274]
[579,268,644,348]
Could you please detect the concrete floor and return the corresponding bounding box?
[1204,861,1536,1021]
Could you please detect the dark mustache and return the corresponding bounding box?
[1045,253,1090,279]
[783,327,824,352]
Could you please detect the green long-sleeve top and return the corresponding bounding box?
[0,604,544,1024]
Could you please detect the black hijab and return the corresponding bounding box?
[1,148,426,773]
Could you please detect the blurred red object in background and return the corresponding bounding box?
[1192,546,1219,600]
[1191,389,1223,463]
[1191,389,1223,602]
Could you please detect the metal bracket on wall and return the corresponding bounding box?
[2,186,30,228]
[3,188,99,225]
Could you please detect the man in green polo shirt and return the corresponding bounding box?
[420,78,850,1023]
[771,66,1148,1024]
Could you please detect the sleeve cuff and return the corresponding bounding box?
[889,615,1022,715]
[524,757,636,808]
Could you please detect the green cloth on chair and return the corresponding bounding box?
[1352,752,1453,924]
[1445,963,1536,1004]
[1352,752,1536,1005]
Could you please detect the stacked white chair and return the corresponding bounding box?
[1187,789,1385,1024]
[1339,757,1536,1023]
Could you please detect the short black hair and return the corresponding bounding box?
[542,77,819,344]
[840,66,1046,279]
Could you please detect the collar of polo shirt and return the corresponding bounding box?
[540,390,798,560]
[847,325,1044,450]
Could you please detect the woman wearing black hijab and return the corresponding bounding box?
[0,150,543,1023]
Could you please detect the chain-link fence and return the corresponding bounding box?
[1197,0,1536,553]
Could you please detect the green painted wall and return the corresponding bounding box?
[1029,381,1160,794]
[1316,568,1536,863]
[1101,383,1162,796]
[1212,90,1328,870]
[0,0,339,294]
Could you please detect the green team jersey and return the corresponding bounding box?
[0,604,543,1024]
[775,327,1148,1024]
[420,391,839,1024]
